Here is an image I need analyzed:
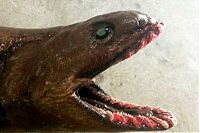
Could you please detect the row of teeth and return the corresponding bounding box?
[91,94,177,130]
[94,107,174,130]
[82,85,177,130]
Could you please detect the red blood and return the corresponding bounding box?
[112,113,126,124]
[124,114,133,125]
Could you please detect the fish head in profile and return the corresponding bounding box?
[33,11,175,131]
[0,11,176,131]
[64,11,163,78]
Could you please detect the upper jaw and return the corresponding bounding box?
[109,21,164,65]
[127,21,164,57]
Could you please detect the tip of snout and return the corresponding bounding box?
[147,15,164,35]
[148,16,157,24]
[148,16,164,26]
[156,21,164,35]
[136,13,164,30]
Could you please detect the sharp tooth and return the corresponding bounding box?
[130,116,143,129]
[112,112,126,124]
[156,112,177,126]
[106,111,113,119]
[94,107,106,117]
[92,78,96,82]
[150,116,169,129]
[140,116,158,129]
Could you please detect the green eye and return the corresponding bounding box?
[96,26,110,39]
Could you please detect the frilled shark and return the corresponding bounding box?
[0,11,176,131]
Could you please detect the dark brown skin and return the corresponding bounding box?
[0,11,176,131]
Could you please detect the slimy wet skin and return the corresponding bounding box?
[0,11,176,131]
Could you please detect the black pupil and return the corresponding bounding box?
[96,26,110,39]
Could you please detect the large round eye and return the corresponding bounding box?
[96,25,111,39]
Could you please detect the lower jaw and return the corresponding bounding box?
[95,99,175,130]
[74,85,177,131]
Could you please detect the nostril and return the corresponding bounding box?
[139,18,147,26]
[137,18,148,29]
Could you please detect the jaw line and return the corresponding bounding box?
[73,79,177,131]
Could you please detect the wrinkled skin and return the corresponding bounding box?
[0,11,176,131]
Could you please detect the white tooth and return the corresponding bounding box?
[106,111,113,119]
[150,116,169,129]
[94,107,106,116]
[92,78,96,82]
[142,125,146,128]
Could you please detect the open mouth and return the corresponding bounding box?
[73,22,177,130]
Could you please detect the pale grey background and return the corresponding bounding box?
[0,0,199,132]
